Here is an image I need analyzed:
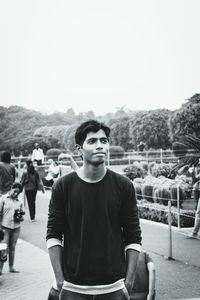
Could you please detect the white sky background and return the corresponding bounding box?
[0,0,200,116]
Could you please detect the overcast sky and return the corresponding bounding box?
[0,0,199,115]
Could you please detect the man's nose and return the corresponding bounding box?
[96,140,103,148]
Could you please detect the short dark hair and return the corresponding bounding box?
[75,120,110,146]
[26,159,33,167]
[1,151,11,163]
[12,182,23,193]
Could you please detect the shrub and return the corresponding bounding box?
[141,184,154,202]
[46,148,65,160]
[138,200,195,227]
[153,187,171,206]
[170,185,186,208]
[123,164,144,180]
[109,145,125,159]
[151,163,174,178]
[108,159,129,166]
[133,181,143,200]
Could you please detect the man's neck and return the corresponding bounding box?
[77,163,107,183]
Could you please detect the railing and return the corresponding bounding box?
[10,147,200,167]
[11,149,179,170]
[136,184,198,259]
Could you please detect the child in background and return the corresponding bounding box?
[130,250,156,300]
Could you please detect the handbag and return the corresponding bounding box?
[14,209,25,222]
[0,249,7,262]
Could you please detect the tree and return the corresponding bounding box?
[172,134,200,169]
[63,124,78,152]
[169,94,200,142]
[34,125,68,149]
[109,118,131,151]
[129,110,172,150]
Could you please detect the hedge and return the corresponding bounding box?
[138,200,195,228]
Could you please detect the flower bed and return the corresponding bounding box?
[138,200,195,228]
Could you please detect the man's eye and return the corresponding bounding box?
[87,139,96,144]
[101,139,108,144]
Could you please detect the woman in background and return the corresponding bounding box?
[21,160,44,222]
[0,182,24,274]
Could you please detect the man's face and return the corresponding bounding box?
[79,129,109,166]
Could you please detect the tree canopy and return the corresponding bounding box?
[1,95,200,156]
[169,94,200,141]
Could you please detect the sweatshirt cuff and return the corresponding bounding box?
[47,238,63,249]
[125,243,141,252]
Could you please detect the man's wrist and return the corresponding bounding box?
[124,279,133,294]
[56,277,64,292]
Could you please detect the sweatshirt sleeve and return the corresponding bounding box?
[120,180,142,247]
[46,179,66,242]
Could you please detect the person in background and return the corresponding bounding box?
[130,250,156,300]
[43,159,60,189]
[0,182,24,274]
[0,151,16,195]
[21,160,44,222]
[32,143,44,165]
[188,197,200,239]
[191,160,200,208]
[47,119,142,300]
[58,153,79,176]
[186,161,200,239]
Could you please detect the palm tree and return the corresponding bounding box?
[172,134,200,171]
[172,134,200,206]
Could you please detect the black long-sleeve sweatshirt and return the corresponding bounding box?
[46,169,142,285]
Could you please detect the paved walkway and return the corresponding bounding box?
[0,239,52,300]
[141,220,200,300]
[0,220,200,299]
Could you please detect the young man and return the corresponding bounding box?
[31,143,44,165]
[46,120,142,300]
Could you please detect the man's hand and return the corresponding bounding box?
[125,249,140,294]
[56,279,64,293]
[124,279,133,295]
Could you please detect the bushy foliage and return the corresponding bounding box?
[1,95,200,156]
[151,163,174,178]
[123,163,145,180]
[109,118,131,151]
[34,125,68,149]
[134,174,187,208]
[46,148,65,160]
[63,124,78,153]
[153,187,171,205]
[169,94,200,142]
[129,109,172,150]
[138,200,195,227]
[109,145,125,159]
